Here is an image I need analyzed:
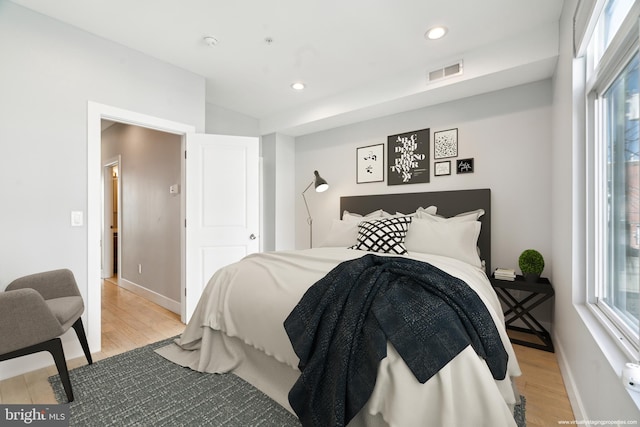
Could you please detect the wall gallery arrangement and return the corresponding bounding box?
[356,127,473,185]
[433,127,475,177]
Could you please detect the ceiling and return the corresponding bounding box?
[10,0,565,136]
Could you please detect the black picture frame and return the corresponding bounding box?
[434,161,451,176]
[387,128,430,185]
[434,128,458,159]
[456,158,474,174]
[356,144,384,183]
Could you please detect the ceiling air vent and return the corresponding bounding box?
[427,60,463,83]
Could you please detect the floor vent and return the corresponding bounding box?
[427,60,463,83]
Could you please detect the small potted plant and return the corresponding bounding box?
[518,249,545,283]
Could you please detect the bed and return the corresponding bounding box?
[157,188,522,427]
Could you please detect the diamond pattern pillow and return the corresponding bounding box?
[350,216,413,254]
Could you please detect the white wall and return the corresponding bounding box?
[295,80,553,277]
[205,102,260,137]
[261,134,277,251]
[261,133,296,251]
[274,134,296,250]
[551,0,640,420]
[0,1,205,379]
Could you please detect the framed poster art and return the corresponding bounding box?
[434,161,451,176]
[387,128,430,185]
[433,128,458,159]
[456,158,474,174]
[356,144,384,183]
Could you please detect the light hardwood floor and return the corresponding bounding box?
[512,344,575,426]
[1,279,575,425]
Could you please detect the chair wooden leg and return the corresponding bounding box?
[71,318,93,365]
[0,339,74,402]
[43,338,74,403]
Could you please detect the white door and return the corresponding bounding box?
[184,134,260,322]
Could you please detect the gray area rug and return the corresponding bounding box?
[49,337,526,426]
[49,337,299,426]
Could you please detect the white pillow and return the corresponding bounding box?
[404,218,482,268]
[318,219,359,247]
[416,208,484,222]
[342,209,384,221]
[395,206,438,217]
[415,206,438,216]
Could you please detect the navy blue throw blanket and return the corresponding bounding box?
[284,254,508,427]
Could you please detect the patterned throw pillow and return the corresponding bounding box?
[349,216,413,254]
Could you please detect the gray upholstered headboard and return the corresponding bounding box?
[340,189,491,274]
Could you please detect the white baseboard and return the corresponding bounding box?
[118,278,180,315]
[553,331,587,421]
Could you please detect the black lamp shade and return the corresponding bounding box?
[314,170,329,192]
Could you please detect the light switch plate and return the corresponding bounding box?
[71,211,83,227]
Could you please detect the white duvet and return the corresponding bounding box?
[158,247,522,427]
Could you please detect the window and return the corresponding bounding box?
[588,0,634,68]
[600,53,639,342]
[586,0,640,357]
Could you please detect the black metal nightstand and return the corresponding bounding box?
[490,275,555,352]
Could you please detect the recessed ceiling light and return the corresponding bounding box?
[425,26,448,40]
[291,82,306,91]
[203,36,218,47]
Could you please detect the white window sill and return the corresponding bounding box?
[575,302,640,409]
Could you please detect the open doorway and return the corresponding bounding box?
[87,102,196,352]
[88,102,259,354]
[101,121,182,315]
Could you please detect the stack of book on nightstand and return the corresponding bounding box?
[494,268,516,281]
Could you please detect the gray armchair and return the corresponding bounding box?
[0,269,93,402]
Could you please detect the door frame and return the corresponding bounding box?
[87,101,195,351]
[102,156,121,280]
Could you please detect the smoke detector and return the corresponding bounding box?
[203,36,218,47]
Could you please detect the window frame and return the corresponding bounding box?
[585,3,640,361]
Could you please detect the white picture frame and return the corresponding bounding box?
[357,144,384,183]
[434,161,451,176]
